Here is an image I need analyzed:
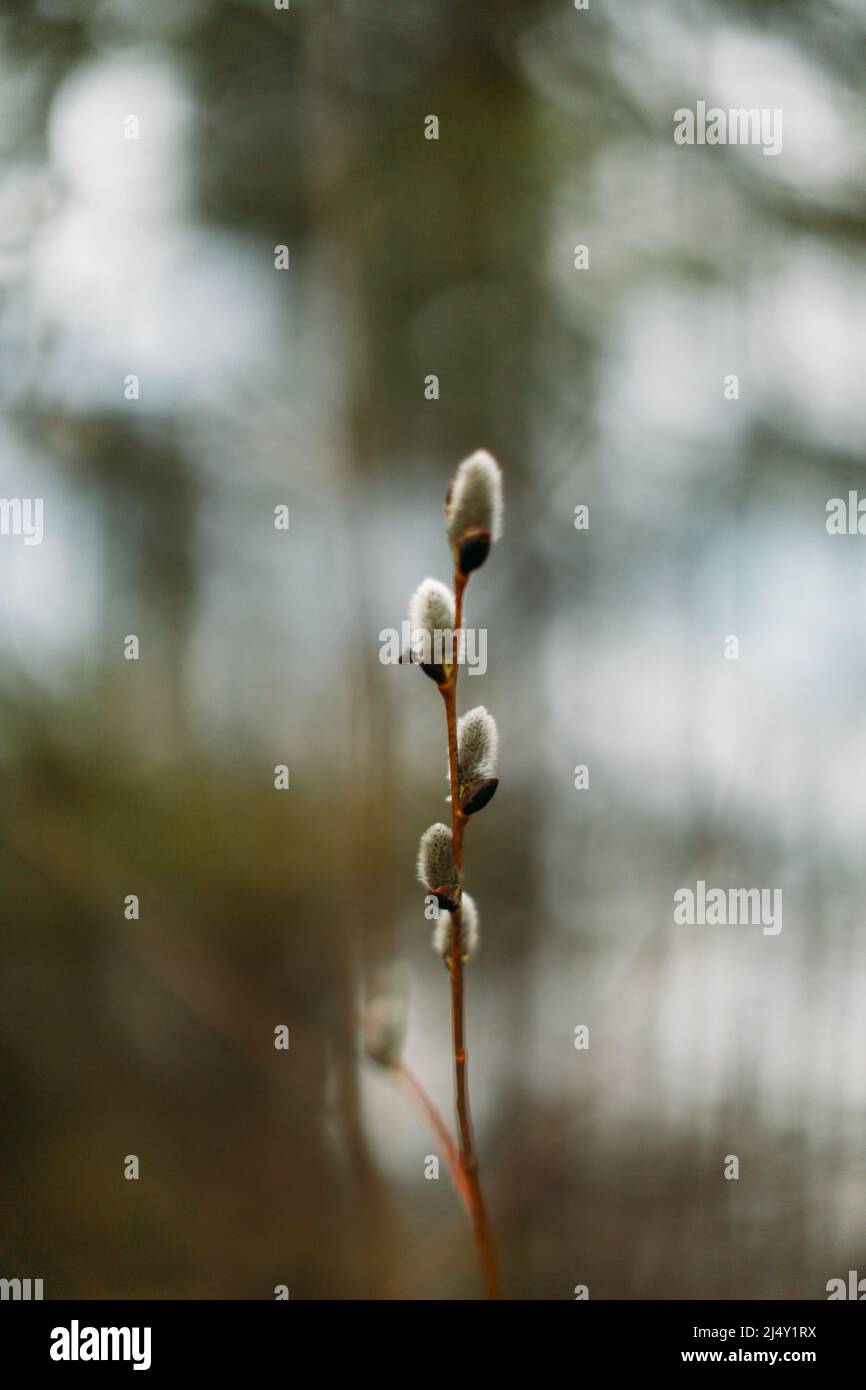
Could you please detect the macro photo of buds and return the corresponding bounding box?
[3,0,862,1356]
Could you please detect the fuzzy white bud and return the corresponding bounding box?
[362,965,409,1067]
[457,706,499,783]
[408,577,456,670]
[417,822,459,906]
[446,450,503,572]
[433,892,479,962]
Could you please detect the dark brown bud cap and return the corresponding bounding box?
[456,526,492,575]
[461,776,499,816]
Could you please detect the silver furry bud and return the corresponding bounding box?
[445,450,503,573]
[447,706,500,815]
[433,893,480,962]
[408,577,457,678]
[457,706,499,782]
[362,964,410,1068]
[417,822,459,909]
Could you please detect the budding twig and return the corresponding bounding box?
[439,568,500,1299]
[394,1061,472,1215]
[392,449,503,1299]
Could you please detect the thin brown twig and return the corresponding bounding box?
[394,1061,472,1215]
[439,570,501,1299]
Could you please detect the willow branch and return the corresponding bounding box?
[394,1060,471,1215]
[438,570,500,1300]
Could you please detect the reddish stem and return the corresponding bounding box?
[395,1061,472,1215]
[439,569,500,1299]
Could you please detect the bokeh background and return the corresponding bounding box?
[2,0,865,1299]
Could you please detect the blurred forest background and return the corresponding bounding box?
[2,0,866,1298]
